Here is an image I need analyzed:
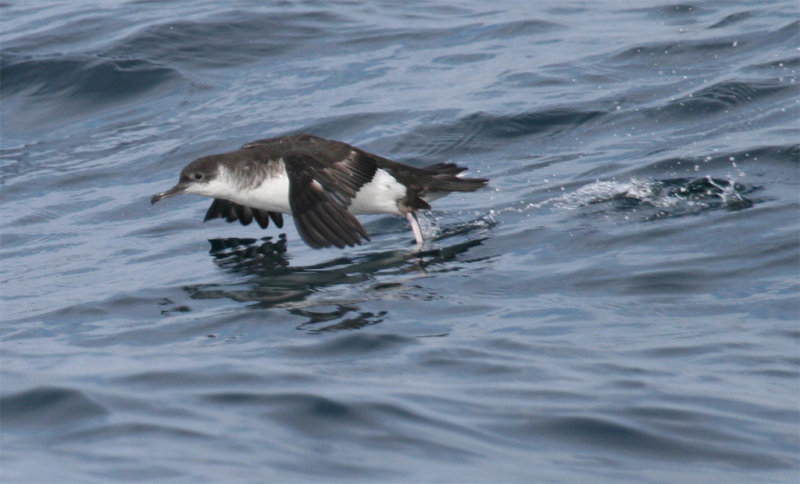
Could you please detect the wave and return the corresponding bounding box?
[102,10,346,70]
[653,80,794,118]
[396,108,607,158]
[612,20,798,65]
[708,11,755,29]
[1,53,181,101]
[1,386,109,431]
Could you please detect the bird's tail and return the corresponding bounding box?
[423,162,488,193]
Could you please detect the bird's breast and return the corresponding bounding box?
[234,173,293,214]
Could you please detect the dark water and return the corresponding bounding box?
[2,1,798,482]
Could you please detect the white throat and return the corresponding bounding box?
[187,164,292,213]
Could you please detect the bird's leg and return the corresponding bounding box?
[406,211,424,248]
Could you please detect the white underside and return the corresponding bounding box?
[349,169,406,215]
[190,167,408,215]
[187,165,293,213]
[235,171,292,213]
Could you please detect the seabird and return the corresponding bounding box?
[151,134,488,249]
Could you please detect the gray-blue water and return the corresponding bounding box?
[2,1,798,482]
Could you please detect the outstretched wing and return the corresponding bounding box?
[283,149,376,249]
[204,199,283,229]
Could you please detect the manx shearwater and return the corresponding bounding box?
[151,134,488,249]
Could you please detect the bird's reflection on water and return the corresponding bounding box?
[208,235,291,272]
[182,233,486,332]
[290,305,388,333]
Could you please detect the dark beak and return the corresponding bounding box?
[151,183,188,204]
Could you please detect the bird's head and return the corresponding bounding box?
[151,155,224,204]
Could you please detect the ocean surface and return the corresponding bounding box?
[1,1,798,482]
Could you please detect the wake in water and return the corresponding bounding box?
[559,176,757,219]
[492,176,760,222]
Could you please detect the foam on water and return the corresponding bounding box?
[557,176,755,212]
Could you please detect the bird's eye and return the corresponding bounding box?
[192,172,204,181]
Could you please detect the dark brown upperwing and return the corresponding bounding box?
[282,149,375,249]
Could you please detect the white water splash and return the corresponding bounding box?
[489,175,753,220]
[416,211,441,240]
[554,178,683,210]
